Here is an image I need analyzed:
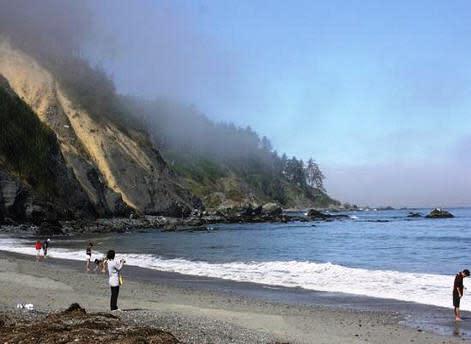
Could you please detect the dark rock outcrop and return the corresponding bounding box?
[306,208,349,221]
[261,203,283,216]
[306,209,331,219]
[0,170,31,223]
[407,212,422,218]
[37,221,64,235]
[306,209,337,220]
[426,208,454,219]
[377,206,395,211]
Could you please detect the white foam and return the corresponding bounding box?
[0,238,464,310]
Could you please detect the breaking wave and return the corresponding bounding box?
[0,237,462,310]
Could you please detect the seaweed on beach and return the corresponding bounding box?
[0,304,180,344]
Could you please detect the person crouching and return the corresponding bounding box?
[453,269,470,321]
[94,258,106,273]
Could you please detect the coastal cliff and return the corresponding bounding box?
[0,41,197,221]
[0,40,338,225]
[0,75,93,223]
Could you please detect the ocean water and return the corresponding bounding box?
[1,208,470,310]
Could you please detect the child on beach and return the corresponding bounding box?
[86,242,93,272]
[35,240,42,261]
[94,257,106,273]
[453,269,470,321]
[106,250,125,311]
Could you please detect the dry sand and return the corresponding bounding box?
[0,251,467,344]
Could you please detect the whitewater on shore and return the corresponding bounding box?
[0,236,464,311]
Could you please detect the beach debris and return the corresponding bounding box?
[2,304,180,343]
[64,303,86,314]
[16,303,34,311]
[425,208,454,219]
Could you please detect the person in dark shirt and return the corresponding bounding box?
[86,242,93,272]
[42,239,50,257]
[453,269,470,321]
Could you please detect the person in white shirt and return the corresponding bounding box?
[106,250,125,311]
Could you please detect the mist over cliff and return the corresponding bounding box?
[0,0,337,224]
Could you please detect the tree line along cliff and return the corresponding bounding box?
[0,40,338,224]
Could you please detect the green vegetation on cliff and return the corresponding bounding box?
[17,42,338,209]
[0,76,94,221]
[1,43,339,210]
[0,78,58,195]
[48,58,338,209]
[132,99,339,208]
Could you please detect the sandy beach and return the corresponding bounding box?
[0,251,468,344]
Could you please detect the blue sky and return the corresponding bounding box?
[87,0,471,207]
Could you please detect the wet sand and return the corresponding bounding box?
[0,251,469,343]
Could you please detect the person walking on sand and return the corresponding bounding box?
[453,269,470,321]
[86,242,93,272]
[107,250,125,311]
[35,240,42,261]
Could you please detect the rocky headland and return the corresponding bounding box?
[0,40,339,232]
[0,203,351,235]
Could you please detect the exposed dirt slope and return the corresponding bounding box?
[0,76,94,223]
[0,40,196,216]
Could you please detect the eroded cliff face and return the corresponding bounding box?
[0,170,31,222]
[0,41,196,217]
[0,76,94,223]
[0,167,92,225]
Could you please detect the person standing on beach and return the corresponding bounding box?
[106,250,125,311]
[42,239,50,258]
[86,242,93,272]
[35,240,42,261]
[453,269,470,321]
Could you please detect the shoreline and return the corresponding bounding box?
[0,206,453,236]
[0,205,454,236]
[0,250,469,343]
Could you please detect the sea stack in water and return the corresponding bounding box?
[425,208,454,219]
[306,209,330,220]
[407,212,422,218]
